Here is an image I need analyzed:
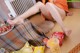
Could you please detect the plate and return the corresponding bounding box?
[0,25,14,36]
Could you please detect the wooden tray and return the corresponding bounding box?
[69,43,80,53]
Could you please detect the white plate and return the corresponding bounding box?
[0,25,14,36]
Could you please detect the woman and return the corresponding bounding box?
[7,0,71,36]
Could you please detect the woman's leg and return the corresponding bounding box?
[45,2,71,36]
[7,2,52,25]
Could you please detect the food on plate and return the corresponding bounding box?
[0,23,13,35]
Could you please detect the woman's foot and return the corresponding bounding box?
[7,19,14,25]
[63,28,72,36]
[67,12,73,16]
[7,18,24,25]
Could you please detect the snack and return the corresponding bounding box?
[43,36,61,53]
[52,32,64,46]
[33,46,45,53]
[43,34,62,53]
[48,36,61,53]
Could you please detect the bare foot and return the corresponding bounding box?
[67,12,73,16]
[63,28,72,36]
[7,19,14,25]
[7,18,24,25]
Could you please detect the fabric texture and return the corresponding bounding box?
[0,19,45,52]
